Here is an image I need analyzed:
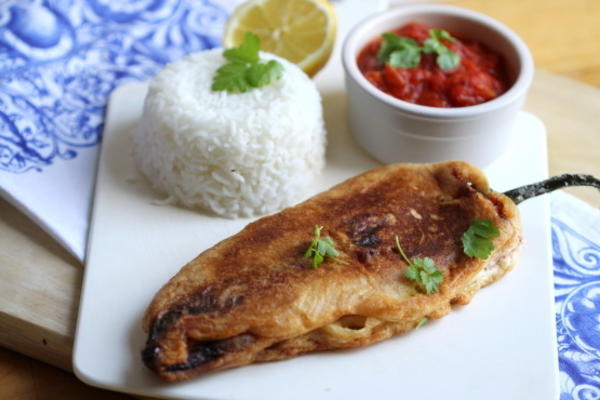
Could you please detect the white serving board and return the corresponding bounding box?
[74,89,559,400]
[74,3,558,399]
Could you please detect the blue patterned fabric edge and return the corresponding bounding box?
[552,217,600,399]
[0,0,230,173]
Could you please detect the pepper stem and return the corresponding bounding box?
[503,174,600,205]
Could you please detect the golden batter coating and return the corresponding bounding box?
[141,161,521,382]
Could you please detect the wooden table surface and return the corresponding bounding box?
[1,0,599,399]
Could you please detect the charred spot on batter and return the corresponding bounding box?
[164,334,257,373]
[180,285,246,316]
[141,343,161,368]
[345,213,396,248]
[142,309,182,368]
[142,291,246,369]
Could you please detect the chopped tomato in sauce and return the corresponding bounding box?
[357,22,510,107]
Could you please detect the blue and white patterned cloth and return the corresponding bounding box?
[551,192,600,399]
[0,1,599,397]
[0,0,241,259]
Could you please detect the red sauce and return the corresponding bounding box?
[357,22,510,107]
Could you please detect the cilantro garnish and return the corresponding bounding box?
[429,28,456,43]
[377,28,461,71]
[461,219,500,259]
[423,29,460,70]
[212,32,284,93]
[377,33,422,69]
[416,317,428,329]
[304,226,347,268]
[395,236,443,294]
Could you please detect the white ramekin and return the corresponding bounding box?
[342,4,534,167]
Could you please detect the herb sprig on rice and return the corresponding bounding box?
[212,32,284,93]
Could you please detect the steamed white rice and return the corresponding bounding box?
[132,49,326,217]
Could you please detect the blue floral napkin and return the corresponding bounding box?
[551,191,600,398]
[0,0,241,259]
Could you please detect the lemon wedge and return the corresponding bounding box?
[223,0,337,77]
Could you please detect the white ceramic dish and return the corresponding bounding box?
[73,75,558,398]
[342,4,534,167]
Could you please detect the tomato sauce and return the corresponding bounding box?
[357,22,509,107]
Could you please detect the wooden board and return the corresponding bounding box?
[450,0,600,88]
[1,69,598,375]
[527,70,600,207]
[0,195,80,371]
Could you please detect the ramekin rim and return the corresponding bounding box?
[341,4,534,118]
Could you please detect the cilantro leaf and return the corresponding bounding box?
[404,264,420,281]
[422,37,445,54]
[422,29,461,70]
[421,266,443,294]
[223,32,260,63]
[461,219,500,259]
[414,257,443,294]
[304,226,347,268]
[378,29,460,71]
[462,234,494,259]
[211,62,252,93]
[429,28,456,43]
[246,60,284,87]
[395,236,444,294]
[313,252,324,268]
[377,33,403,61]
[413,256,435,272]
[416,317,428,329]
[389,46,421,68]
[377,33,422,68]
[212,32,283,93]
[470,219,501,238]
[437,50,461,71]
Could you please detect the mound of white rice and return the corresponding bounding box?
[133,49,326,217]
